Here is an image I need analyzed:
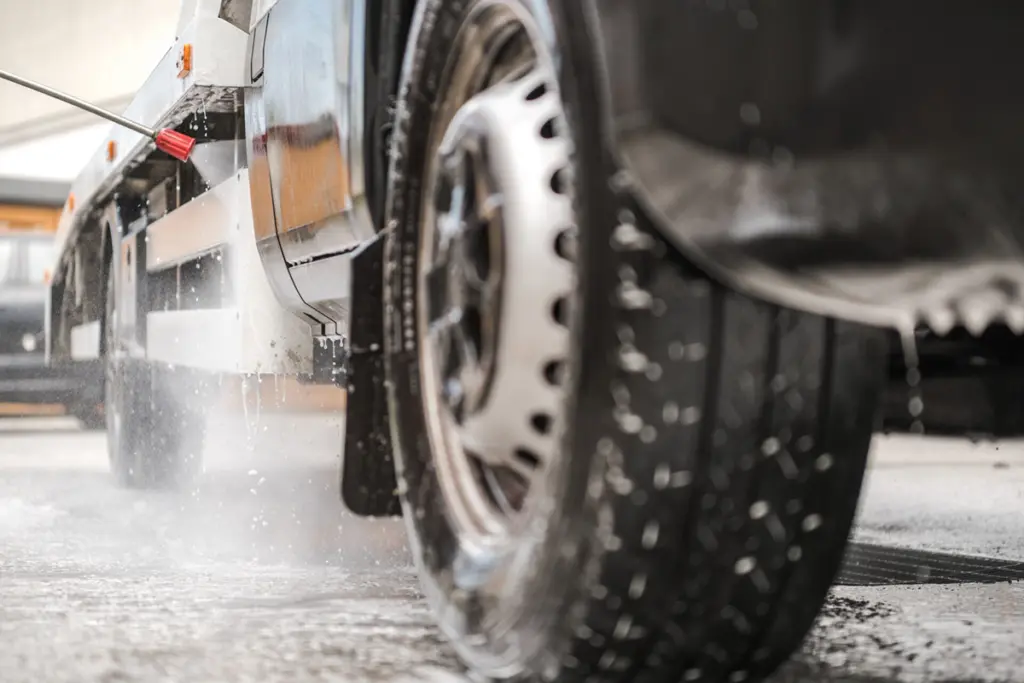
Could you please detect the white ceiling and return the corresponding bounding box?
[0,123,107,180]
[0,0,181,146]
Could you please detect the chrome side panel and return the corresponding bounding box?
[244,0,372,334]
[245,16,318,329]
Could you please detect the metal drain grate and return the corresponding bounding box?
[837,542,1024,586]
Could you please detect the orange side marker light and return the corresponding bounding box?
[177,44,193,79]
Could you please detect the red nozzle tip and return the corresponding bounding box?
[154,128,196,162]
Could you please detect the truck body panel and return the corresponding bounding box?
[52,15,249,264]
[243,0,374,335]
[47,0,371,390]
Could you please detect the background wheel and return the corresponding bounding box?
[384,1,889,681]
[71,403,105,431]
[103,264,205,490]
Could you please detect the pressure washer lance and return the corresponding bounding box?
[0,68,196,162]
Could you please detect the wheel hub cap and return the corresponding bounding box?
[426,128,504,422]
[419,61,577,542]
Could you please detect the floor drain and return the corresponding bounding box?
[837,542,1024,586]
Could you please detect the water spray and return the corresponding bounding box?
[0,68,196,162]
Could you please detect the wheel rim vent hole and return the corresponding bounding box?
[551,297,569,326]
[466,222,492,277]
[550,167,567,194]
[526,83,547,101]
[462,306,484,350]
[543,359,565,385]
[555,228,575,261]
[530,412,552,435]
[514,447,541,469]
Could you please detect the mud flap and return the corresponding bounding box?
[341,232,402,517]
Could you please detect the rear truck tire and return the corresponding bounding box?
[103,264,205,490]
[383,1,889,682]
[71,403,106,431]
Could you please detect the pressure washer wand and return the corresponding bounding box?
[0,68,196,162]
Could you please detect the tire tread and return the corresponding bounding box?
[558,213,886,683]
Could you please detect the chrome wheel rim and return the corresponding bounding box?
[417,0,577,572]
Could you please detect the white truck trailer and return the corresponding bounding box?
[44,0,1024,681]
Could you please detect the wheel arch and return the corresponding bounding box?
[98,211,116,357]
[588,0,1024,330]
[48,209,110,363]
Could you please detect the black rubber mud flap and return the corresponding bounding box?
[341,231,402,517]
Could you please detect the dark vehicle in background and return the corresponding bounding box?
[0,176,103,429]
[0,229,101,427]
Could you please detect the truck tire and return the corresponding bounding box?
[383,0,888,681]
[71,403,106,431]
[103,265,205,490]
